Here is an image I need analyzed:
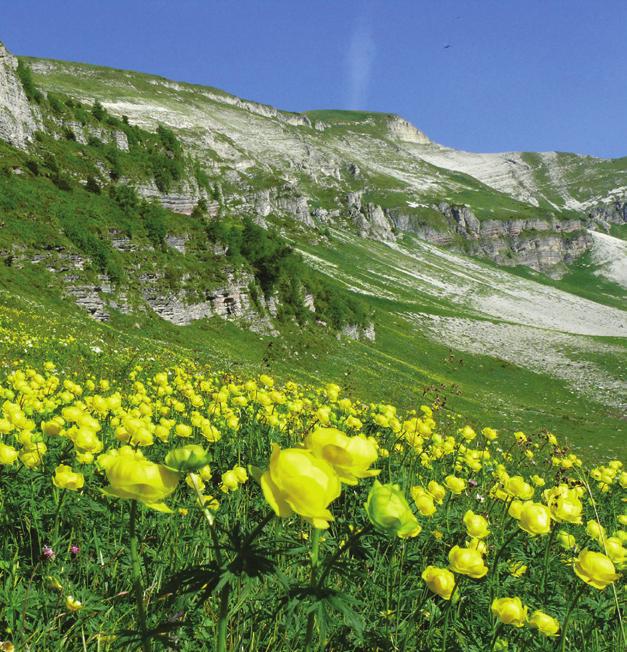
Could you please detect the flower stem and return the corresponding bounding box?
[541,526,556,596]
[129,501,151,652]
[560,583,586,652]
[304,528,322,652]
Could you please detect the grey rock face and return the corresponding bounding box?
[136,179,208,216]
[0,43,39,148]
[65,276,113,321]
[337,322,376,342]
[141,271,277,334]
[250,188,314,227]
[349,197,396,242]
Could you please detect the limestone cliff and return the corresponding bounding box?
[0,42,38,148]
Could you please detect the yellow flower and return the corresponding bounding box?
[220,469,239,493]
[505,476,534,500]
[421,566,456,600]
[531,474,545,487]
[411,486,437,516]
[459,425,476,441]
[304,427,379,485]
[549,493,583,524]
[528,610,560,637]
[448,545,488,578]
[463,510,490,539]
[164,445,211,472]
[508,560,527,577]
[65,595,83,612]
[52,464,84,491]
[604,537,625,567]
[365,481,421,539]
[482,427,498,440]
[260,444,341,529]
[445,475,466,495]
[586,520,606,543]
[0,443,18,465]
[573,549,620,590]
[557,531,577,550]
[427,480,446,504]
[518,502,551,536]
[467,538,488,554]
[103,447,180,512]
[491,597,527,627]
[508,499,525,520]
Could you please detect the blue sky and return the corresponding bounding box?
[2,0,626,157]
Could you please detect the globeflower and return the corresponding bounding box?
[491,597,527,627]
[427,480,446,504]
[549,493,583,524]
[557,530,577,550]
[586,520,606,543]
[0,443,18,465]
[410,486,437,516]
[505,476,534,500]
[164,445,211,472]
[445,475,466,495]
[448,545,488,578]
[260,444,341,529]
[52,464,84,491]
[365,481,421,539]
[573,549,620,590]
[463,510,490,539]
[518,502,551,536]
[103,447,180,512]
[528,610,560,636]
[421,566,455,600]
[65,596,83,612]
[304,427,380,485]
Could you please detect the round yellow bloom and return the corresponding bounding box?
[448,545,488,578]
[411,486,437,516]
[573,549,620,590]
[491,597,527,627]
[104,447,180,511]
[603,537,625,566]
[422,566,456,600]
[505,476,534,500]
[365,481,421,539]
[164,445,211,472]
[547,492,582,525]
[518,502,551,536]
[463,510,490,539]
[445,475,466,495]
[260,444,341,529]
[427,480,446,504]
[52,464,84,491]
[459,425,476,441]
[65,596,83,612]
[0,443,18,465]
[220,470,239,492]
[304,427,379,485]
[586,520,606,543]
[529,610,560,637]
[508,499,525,520]
[557,530,577,550]
[482,427,498,440]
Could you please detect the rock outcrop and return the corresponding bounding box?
[0,42,39,148]
[141,271,277,334]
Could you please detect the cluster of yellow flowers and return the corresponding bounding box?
[0,359,624,648]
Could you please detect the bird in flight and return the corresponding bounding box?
[443,44,452,49]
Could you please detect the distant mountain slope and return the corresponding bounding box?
[0,42,625,455]
[22,53,627,275]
